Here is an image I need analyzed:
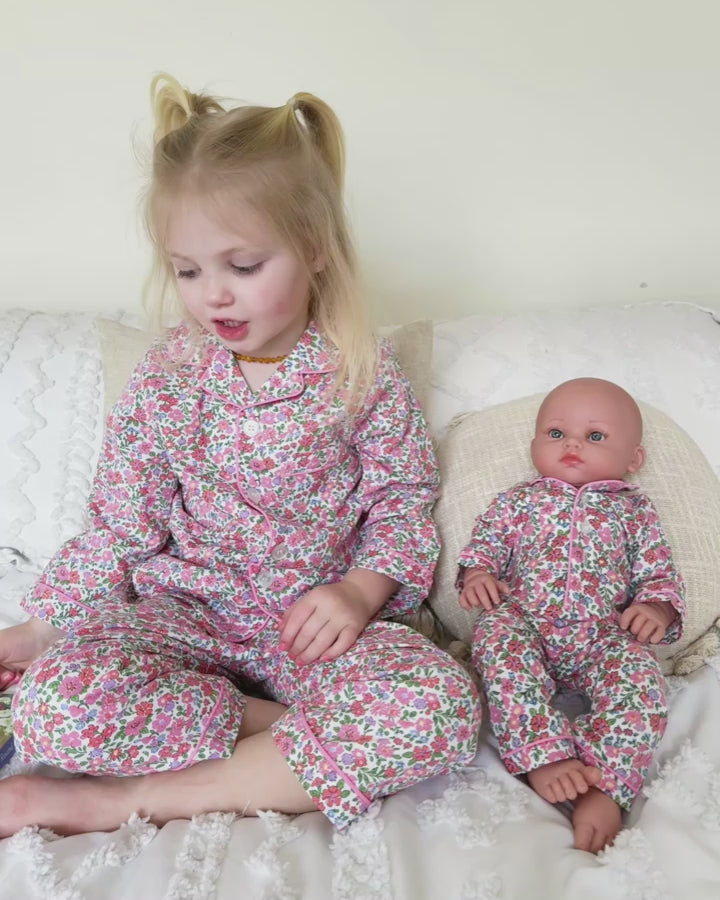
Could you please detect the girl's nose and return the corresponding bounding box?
[563,435,581,448]
[206,280,234,308]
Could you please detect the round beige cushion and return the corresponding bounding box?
[428,394,720,675]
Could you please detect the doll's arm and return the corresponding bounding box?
[623,495,685,644]
[456,490,516,592]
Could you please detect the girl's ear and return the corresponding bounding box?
[626,445,646,474]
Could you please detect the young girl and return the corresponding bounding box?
[0,73,480,836]
[457,378,685,854]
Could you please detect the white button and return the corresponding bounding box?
[243,419,262,437]
[272,543,288,561]
[256,571,274,589]
[245,488,261,504]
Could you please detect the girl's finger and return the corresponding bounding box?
[298,623,348,665]
[278,601,315,650]
[319,627,358,663]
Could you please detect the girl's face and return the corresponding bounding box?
[165,202,312,358]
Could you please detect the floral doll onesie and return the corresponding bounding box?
[14,322,480,828]
[458,477,685,810]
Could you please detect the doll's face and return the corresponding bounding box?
[530,379,645,487]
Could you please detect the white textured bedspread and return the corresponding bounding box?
[0,568,718,900]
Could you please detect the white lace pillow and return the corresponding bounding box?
[0,310,103,567]
[428,394,720,675]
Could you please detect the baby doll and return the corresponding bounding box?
[457,378,685,853]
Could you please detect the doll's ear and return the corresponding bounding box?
[626,445,646,474]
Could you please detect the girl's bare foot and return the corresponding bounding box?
[527,758,601,803]
[0,774,137,838]
[572,787,622,853]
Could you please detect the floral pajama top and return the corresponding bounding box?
[23,322,441,633]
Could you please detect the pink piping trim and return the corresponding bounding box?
[292,704,371,808]
[507,735,575,757]
[578,744,639,795]
[26,582,95,614]
[186,683,236,766]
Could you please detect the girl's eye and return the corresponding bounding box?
[549,428,563,439]
[231,262,263,275]
[176,269,198,280]
[588,431,605,442]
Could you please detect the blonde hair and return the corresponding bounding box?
[143,72,377,407]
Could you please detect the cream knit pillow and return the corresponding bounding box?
[96,318,434,417]
[428,394,720,675]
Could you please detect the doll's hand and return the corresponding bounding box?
[459,569,510,613]
[0,618,65,691]
[619,601,677,644]
[278,581,375,666]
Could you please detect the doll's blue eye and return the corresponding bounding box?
[549,429,563,439]
[588,431,605,442]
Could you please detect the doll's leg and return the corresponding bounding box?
[572,634,667,811]
[474,607,572,772]
[266,620,481,828]
[474,607,599,801]
[567,635,667,852]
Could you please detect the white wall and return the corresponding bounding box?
[2,0,719,323]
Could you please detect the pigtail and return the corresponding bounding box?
[150,72,224,144]
[287,93,346,190]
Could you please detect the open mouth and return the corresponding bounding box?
[214,319,249,341]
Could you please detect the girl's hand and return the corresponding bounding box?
[619,600,677,644]
[0,618,65,691]
[459,569,510,612]
[278,581,376,666]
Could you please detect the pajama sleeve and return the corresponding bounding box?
[21,348,178,630]
[626,494,686,644]
[347,340,440,617]
[456,490,517,590]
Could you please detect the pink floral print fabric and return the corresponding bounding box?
[459,477,685,809]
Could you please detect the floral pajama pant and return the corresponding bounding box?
[472,604,667,809]
[13,597,480,827]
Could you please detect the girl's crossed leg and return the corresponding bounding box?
[2,606,479,836]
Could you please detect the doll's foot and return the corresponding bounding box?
[527,758,601,803]
[572,787,622,853]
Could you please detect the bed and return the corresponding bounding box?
[1,301,719,899]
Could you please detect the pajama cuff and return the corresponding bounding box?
[271,703,371,829]
[502,736,576,776]
[21,581,97,631]
[576,748,640,811]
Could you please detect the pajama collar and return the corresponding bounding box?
[173,321,339,411]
